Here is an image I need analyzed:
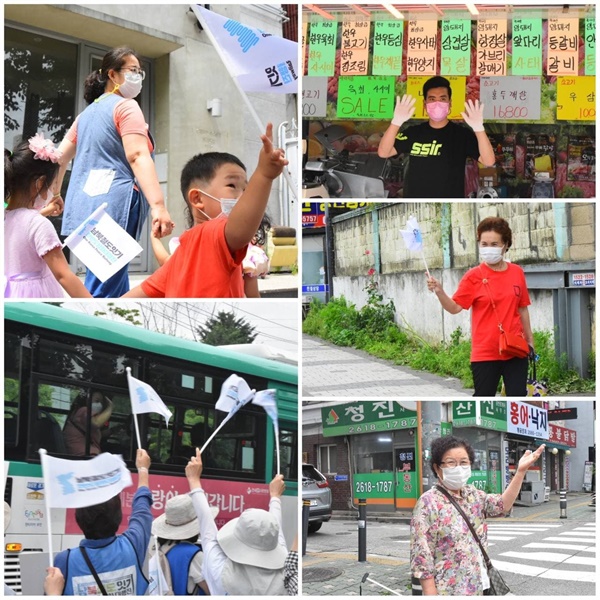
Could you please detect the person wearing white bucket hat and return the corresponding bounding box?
[185,448,288,595]
[150,493,219,595]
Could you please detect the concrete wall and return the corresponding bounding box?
[331,202,595,345]
[565,401,596,492]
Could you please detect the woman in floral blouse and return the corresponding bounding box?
[410,435,545,595]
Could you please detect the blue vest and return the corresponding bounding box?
[61,535,149,596]
[61,93,149,237]
[167,542,205,596]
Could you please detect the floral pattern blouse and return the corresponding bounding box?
[410,485,505,596]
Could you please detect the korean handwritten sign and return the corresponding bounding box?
[341,18,370,75]
[302,20,309,75]
[308,20,338,77]
[407,75,466,120]
[511,18,542,75]
[556,76,596,121]
[547,17,579,76]
[585,18,595,76]
[407,19,437,75]
[373,21,404,76]
[507,401,549,439]
[480,76,541,121]
[321,401,417,437]
[441,19,471,76]
[302,77,328,117]
[477,19,507,76]
[337,75,395,119]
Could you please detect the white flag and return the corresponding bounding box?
[216,374,255,415]
[127,368,172,428]
[191,5,298,94]
[400,215,424,252]
[252,389,278,423]
[62,203,143,282]
[40,451,132,509]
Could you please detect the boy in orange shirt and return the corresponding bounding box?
[123,123,287,298]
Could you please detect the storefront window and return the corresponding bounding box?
[5,27,78,148]
[354,433,393,473]
[319,444,337,474]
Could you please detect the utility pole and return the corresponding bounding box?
[420,401,443,493]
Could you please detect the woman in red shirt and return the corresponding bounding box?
[427,217,534,396]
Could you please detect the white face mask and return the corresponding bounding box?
[440,465,472,490]
[114,72,143,99]
[479,246,504,265]
[91,402,103,415]
[33,185,52,210]
[195,189,240,220]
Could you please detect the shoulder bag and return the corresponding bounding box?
[479,268,529,359]
[80,546,108,596]
[435,485,511,596]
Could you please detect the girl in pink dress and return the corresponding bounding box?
[4,134,91,298]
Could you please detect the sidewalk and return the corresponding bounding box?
[302,492,594,596]
[303,335,470,397]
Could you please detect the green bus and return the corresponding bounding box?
[4,302,298,593]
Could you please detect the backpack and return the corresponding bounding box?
[147,540,204,596]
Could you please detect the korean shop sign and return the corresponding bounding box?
[507,400,549,439]
[452,401,507,430]
[549,423,577,447]
[321,401,417,437]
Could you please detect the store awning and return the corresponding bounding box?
[535,440,572,451]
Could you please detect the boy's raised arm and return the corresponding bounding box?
[224,123,288,252]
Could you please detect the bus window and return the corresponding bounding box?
[147,360,215,401]
[147,414,175,465]
[278,427,298,480]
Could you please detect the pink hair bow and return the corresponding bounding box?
[28,133,62,163]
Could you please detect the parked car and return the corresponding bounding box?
[302,463,332,532]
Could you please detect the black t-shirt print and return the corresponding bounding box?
[393,121,480,198]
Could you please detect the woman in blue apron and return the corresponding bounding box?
[56,46,174,297]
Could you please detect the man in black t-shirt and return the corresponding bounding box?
[378,76,495,198]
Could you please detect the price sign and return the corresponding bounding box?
[547,17,579,76]
[441,19,471,76]
[308,21,338,77]
[511,18,542,75]
[336,76,395,119]
[477,19,507,76]
[585,18,595,76]
[557,76,596,121]
[480,76,541,121]
[406,19,437,75]
[341,18,370,75]
[302,76,328,117]
[407,75,466,120]
[373,21,404,75]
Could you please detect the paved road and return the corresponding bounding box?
[303,335,470,397]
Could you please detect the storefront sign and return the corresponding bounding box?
[353,472,394,500]
[477,19,507,76]
[507,400,549,439]
[567,136,595,182]
[308,20,338,76]
[337,75,395,119]
[480,76,541,121]
[452,401,507,430]
[408,75,466,120]
[469,469,502,493]
[585,18,595,76]
[302,284,328,293]
[341,18,370,75]
[549,424,577,447]
[547,17,579,76]
[441,19,471,76]
[440,422,453,437]
[302,76,328,117]
[406,19,437,75]
[373,21,404,76]
[511,18,542,75]
[569,272,595,287]
[557,77,596,121]
[322,401,417,437]
[503,438,511,488]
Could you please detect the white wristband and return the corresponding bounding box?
[138,467,149,473]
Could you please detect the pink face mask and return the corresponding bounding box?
[426,101,450,122]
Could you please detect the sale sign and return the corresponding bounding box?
[480,76,541,121]
[336,75,395,119]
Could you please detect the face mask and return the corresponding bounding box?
[195,189,240,220]
[33,185,52,210]
[91,402,103,415]
[440,465,472,490]
[426,101,450,122]
[113,72,143,99]
[479,246,504,265]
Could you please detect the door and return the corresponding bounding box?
[393,430,419,510]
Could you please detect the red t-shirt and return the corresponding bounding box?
[141,218,246,298]
[452,262,531,362]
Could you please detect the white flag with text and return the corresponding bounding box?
[127,368,172,428]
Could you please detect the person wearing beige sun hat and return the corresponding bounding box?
[150,494,219,595]
[186,448,289,595]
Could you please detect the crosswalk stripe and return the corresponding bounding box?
[544,536,598,543]
[486,530,536,536]
[500,551,596,565]
[572,527,596,531]
[493,559,596,582]
[524,543,596,552]
[488,536,515,541]
[556,531,596,537]
[488,523,561,528]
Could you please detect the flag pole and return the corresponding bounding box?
[200,411,235,454]
[126,368,143,449]
[192,5,297,202]
[274,421,281,475]
[421,252,431,279]
[155,535,163,596]
[39,449,55,568]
